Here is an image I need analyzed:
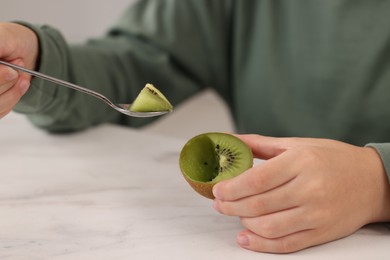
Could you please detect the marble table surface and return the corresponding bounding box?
[1,112,389,260]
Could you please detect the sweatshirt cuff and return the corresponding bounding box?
[12,21,69,114]
[365,143,390,184]
[366,144,390,229]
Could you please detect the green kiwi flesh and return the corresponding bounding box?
[129,83,173,112]
[179,132,253,199]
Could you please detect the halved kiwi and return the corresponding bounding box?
[179,132,253,199]
[129,83,173,112]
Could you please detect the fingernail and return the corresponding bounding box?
[6,69,18,81]
[237,233,250,246]
[19,80,30,95]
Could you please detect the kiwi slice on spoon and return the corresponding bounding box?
[129,83,173,112]
[179,132,253,199]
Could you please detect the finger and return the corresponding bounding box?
[0,60,31,95]
[233,134,289,159]
[0,110,12,119]
[213,178,299,217]
[213,150,298,200]
[0,79,29,118]
[0,86,20,114]
[236,228,326,253]
[235,134,327,160]
[240,206,315,239]
[0,66,19,94]
[0,80,17,96]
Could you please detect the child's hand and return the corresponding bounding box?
[213,135,390,253]
[0,22,38,118]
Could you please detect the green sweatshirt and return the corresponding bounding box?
[14,0,390,181]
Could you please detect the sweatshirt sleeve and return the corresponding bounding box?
[13,0,232,132]
[367,143,390,229]
[366,143,390,184]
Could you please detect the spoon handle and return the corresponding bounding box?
[0,60,114,106]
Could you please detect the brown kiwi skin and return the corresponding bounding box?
[179,132,253,200]
[183,175,215,199]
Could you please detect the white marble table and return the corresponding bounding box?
[1,112,389,260]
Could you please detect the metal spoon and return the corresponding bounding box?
[0,60,169,118]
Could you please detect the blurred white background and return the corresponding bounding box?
[0,0,234,139]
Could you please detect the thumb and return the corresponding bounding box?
[9,59,32,95]
[234,134,292,160]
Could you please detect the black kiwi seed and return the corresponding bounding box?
[147,87,158,95]
[215,143,238,173]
